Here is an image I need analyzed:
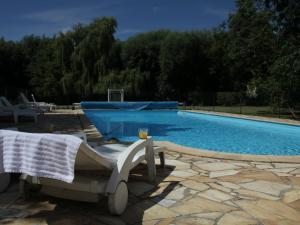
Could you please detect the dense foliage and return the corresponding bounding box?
[0,0,299,112]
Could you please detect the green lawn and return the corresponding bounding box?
[179,105,299,120]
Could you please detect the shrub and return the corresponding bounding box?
[216,92,239,106]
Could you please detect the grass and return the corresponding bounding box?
[179,105,300,120]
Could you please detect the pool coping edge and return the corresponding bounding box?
[155,141,300,163]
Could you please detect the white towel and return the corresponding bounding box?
[0,130,82,183]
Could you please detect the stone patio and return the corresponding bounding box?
[1,110,300,225]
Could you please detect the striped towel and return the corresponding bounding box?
[0,130,82,183]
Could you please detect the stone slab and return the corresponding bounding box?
[194,162,240,172]
[240,180,291,196]
[198,189,233,202]
[210,170,239,178]
[171,197,236,215]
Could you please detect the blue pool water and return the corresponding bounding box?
[84,110,300,155]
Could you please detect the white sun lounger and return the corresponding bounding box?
[20,137,158,215]
[0,96,38,123]
[20,92,55,112]
[31,93,56,111]
[54,130,165,167]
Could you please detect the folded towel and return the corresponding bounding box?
[0,130,82,183]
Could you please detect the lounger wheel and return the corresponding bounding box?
[19,179,41,200]
[0,173,11,193]
[158,152,165,168]
[108,181,128,215]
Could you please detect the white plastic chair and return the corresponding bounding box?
[31,93,56,111]
[20,92,55,112]
[20,137,157,215]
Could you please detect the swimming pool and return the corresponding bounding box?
[84,110,300,155]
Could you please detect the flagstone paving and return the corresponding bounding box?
[1,110,300,224]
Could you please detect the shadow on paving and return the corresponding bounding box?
[0,164,176,225]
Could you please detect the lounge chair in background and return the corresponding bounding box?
[0,98,17,123]
[0,96,38,123]
[31,93,56,111]
[0,127,18,193]
[0,108,15,123]
[20,92,55,112]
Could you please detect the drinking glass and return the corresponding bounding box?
[138,128,148,139]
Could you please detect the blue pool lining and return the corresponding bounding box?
[181,111,300,128]
[83,109,300,155]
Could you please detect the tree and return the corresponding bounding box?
[57,17,118,100]
[256,0,300,113]
[26,37,62,102]
[262,0,300,36]
[0,38,28,97]
[208,25,232,91]
[121,30,170,100]
[158,31,213,103]
[268,37,300,115]
[227,0,276,89]
[0,8,299,111]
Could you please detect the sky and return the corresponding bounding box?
[0,0,236,41]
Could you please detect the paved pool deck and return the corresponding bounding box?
[1,110,300,225]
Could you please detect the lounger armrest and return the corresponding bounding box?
[24,102,39,109]
[105,138,156,194]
